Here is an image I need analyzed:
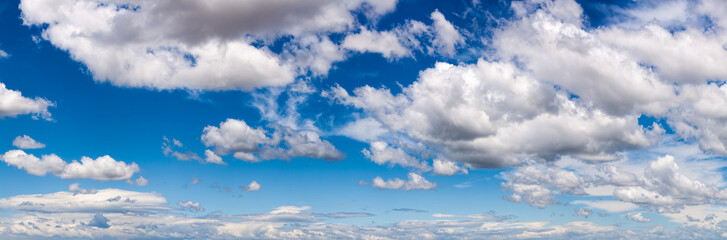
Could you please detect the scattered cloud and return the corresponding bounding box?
[624,212,652,223]
[178,201,204,212]
[240,181,261,191]
[12,135,45,149]
[202,118,344,162]
[372,172,436,191]
[0,82,54,120]
[0,150,140,181]
[362,141,430,171]
[126,176,149,186]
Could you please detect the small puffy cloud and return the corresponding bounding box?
[202,119,344,162]
[0,187,168,213]
[0,49,8,58]
[342,27,410,59]
[12,135,45,149]
[362,141,430,171]
[126,176,149,186]
[241,181,261,191]
[624,212,651,223]
[178,201,204,212]
[432,159,468,176]
[372,172,436,191]
[87,213,110,228]
[429,10,463,56]
[574,208,592,218]
[202,119,269,155]
[0,82,54,120]
[203,150,225,165]
[337,118,387,142]
[0,150,140,181]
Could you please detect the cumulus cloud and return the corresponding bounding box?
[501,163,587,208]
[202,118,344,162]
[12,135,46,149]
[19,0,399,91]
[337,118,388,142]
[429,10,463,56]
[327,59,660,168]
[0,150,140,181]
[624,212,652,223]
[432,159,468,176]
[362,141,430,171]
[342,27,410,59]
[613,155,727,211]
[178,201,204,212]
[126,176,149,186]
[0,82,54,120]
[241,181,261,191]
[499,0,727,159]
[372,172,436,190]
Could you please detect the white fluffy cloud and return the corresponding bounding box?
[12,135,46,149]
[432,159,468,176]
[340,9,464,59]
[241,181,261,191]
[501,163,586,208]
[497,0,727,158]
[337,118,388,142]
[342,27,410,59]
[327,0,727,174]
[202,118,344,162]
[19,0,399,91]
[624,212,652,223]
[429,10,463,56]
[0,150,140,181]
[126,176,149,186]
[362,141,430,171]
[613,155,727,211]
[0,82,53,120]
[328,59,659,168]
[178,201,204,212]
[372,172,436,190]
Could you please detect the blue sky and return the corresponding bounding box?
[1,0,727,239]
